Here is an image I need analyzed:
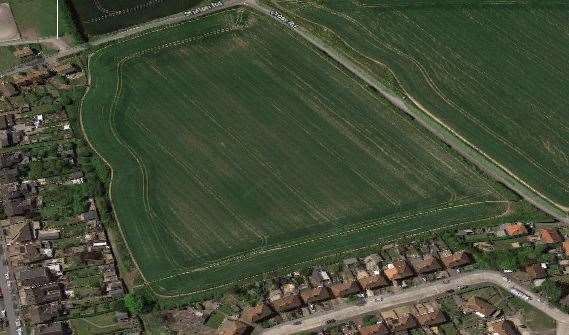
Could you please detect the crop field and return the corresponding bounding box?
[81,8,527,297]
[69,0,203,36]
[271,0,569,215]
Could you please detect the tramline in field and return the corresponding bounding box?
[81,8,529,298]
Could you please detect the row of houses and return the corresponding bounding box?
[0,59,133,334]
[219,246,474,335]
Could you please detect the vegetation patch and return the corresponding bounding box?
[81,9,525,298]
[6,0,82,43]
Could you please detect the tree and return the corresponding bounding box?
[124,293,144,316]
[540,279,564,304]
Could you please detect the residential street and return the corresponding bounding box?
[0,239,20,335]
[261,270,569,335]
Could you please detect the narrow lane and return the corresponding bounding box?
[0,238,20,335]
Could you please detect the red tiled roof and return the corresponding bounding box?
[358,274,390,290]
[441,251,472,269]
[504,223,528,236]
[271,294,303,313]
[330,280,362,298]
[384,260,414,281]
[241,304,273,323]
[299,287,331,304]
[359,323,390,335]
[539,228,563,244]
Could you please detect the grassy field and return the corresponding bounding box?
[69,312,125,335]
[270,0,569,213]
[81,8,531,298]
[69,0,204,36]
[6,0,82,42]
[0,46,18,71]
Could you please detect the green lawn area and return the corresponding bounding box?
[6,0,81,42]
[0,47,18,72]
[460,285,556,331]
[69,312,123,335]
[270,0,569,213]
[81,8,529,298]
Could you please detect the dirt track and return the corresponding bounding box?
[0,3,20,42]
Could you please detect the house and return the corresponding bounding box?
[241,303,273,323]
[11,221,34,243]
[78,210,98,222]
[37,229,61,241]
[105,280,125,298]
[0,114,15,130]
[363,254,382,274]
[358,322,390,335]
[28,302,61,324]
[385,314,418,332]
[384,260,414,282]
[52,63,78,76]
[299,286,331,304]
[309,268,331,287]
[80,250,104,265]
[504,223,528,237]
[441,251,472,269]
[539,228,563,244]
[8,242,51,265]
[13,46,34,58]
[330,280,362,298]
[488,319,521,335]
[218,319,251,335]
[271,293,303,313]
[416,309,447,327]
[0,151,23,169]
[21,282,62,305]
[281,282,297,296]
[357,273,390,291]
[462,296,498,318]
[0,81,18,97]
[17,267,53,288]
[563,241,569,256]
[411,255,442,275]
[35,321,67,335]
[524,263,547,280]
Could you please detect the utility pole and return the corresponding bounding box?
[56,0,59,39]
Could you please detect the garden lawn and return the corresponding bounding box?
[81,8,524,298]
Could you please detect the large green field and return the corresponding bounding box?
[69,0,203,36]
[270,0,569,215]
[81,8,529,298]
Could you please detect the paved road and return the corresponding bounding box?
[0,239,21,335]
[249,1,569,224]
[262,270,569,335]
